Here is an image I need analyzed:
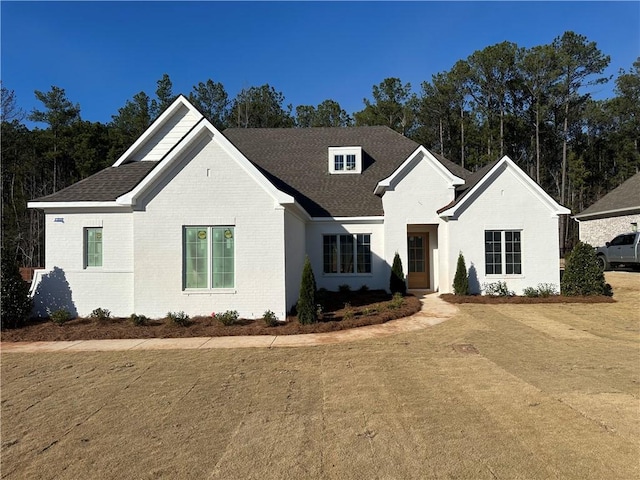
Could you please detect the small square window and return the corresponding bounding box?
[334,155,344,171]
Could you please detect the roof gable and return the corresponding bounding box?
[438,156,570,218]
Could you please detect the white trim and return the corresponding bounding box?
[310,216,384,223]
[113,95,203,167]
[27,201,125,209]
[374,146,465,195]
[438,156,571,218]
[573,206,640,220]
[328,146,362,174]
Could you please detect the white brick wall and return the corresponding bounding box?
[284,210,306,313]
[446,167,562,295]
[131,134,287,319]
[578,214,640,247]
[33,210,134,317]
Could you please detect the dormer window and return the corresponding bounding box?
[329,147,362,174]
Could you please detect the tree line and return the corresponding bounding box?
[2,31,638,267]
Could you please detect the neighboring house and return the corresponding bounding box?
[574,172,640,247]
[28,96,570,319]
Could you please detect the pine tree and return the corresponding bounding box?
[297,257,317,324]
[389,252,407,295]
[453,252,469,295]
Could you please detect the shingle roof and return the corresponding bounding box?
[576,172,640,219]
[224,126,467,217]
[32,161,159,203]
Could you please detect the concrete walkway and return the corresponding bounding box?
[0,292,458,353]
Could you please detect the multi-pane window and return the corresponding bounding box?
[184,226,234,289]
[485,230,521,275]
[85,227,103,268]
[334,155,344,171]
[323,234,371,274]
[346,154,356,170]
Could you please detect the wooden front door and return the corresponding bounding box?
[407,233,429,289]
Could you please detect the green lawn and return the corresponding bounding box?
[2,272,638,479]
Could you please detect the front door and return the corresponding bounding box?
[407,233,429,289]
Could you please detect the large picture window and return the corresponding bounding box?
[485,230,521,275]
[323,234,371,274]
[184,226,235,289]
[85,227,103,268]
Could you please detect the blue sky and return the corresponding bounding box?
[2,1,639,128]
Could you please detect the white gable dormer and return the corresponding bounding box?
[328,146,362,174]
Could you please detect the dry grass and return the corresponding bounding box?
[1,272,638,479]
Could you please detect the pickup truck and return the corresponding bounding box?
[595,232,640,271]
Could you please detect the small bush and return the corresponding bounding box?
[215,310,239,326]
[522,287,539,298]
[342,302,354,320]
[130,313,148,326]
[338,284,351,293]
[561,242,610,296]
[537,283,558,297]
[483,281,514,297]
[49,309,72,325]
[389,252,407,295]
[90,308,112,322]
[453,252,469,296]
[263,310,278,327]
[388,292,404,309]
[358,284,369,292]
[167,311,190,326]
[297,256,317,325]
[362,306,378,316]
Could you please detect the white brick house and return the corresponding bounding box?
[29,96,570,319]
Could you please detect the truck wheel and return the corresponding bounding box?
[596,255,608,271]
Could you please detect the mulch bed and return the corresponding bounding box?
[1,291,422,342]
[440,294,616,304]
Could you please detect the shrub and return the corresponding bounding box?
[338,284,351,293]
[167,311,190,326]
[522,287,539,298]
[389,252,406,295]
[0,247,32,329]
[215,310,239,326]
[297,256,317,324]
[483,281,514,297]
[342,302,354,320]
[263,310,278,327]
[561,242,611,296]
[453,252,469,296]
[358,284,369,292]
[362,306,378,316]
[130,313,148,326]
[388,292,404,309]
[89,308,111,322]
[537,283,558,297]
[49,309,72,325]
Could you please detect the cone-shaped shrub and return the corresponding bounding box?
[561,241,611,296]
[1,246,32,329]
[389,252,407,295]
[297,256,317,324]
[453,252,469,295]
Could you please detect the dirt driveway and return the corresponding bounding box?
[2,272,638,479]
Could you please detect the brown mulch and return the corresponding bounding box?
[440,294,616,304]
[1,291,422,342]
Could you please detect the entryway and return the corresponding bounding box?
[407,233,430,289]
